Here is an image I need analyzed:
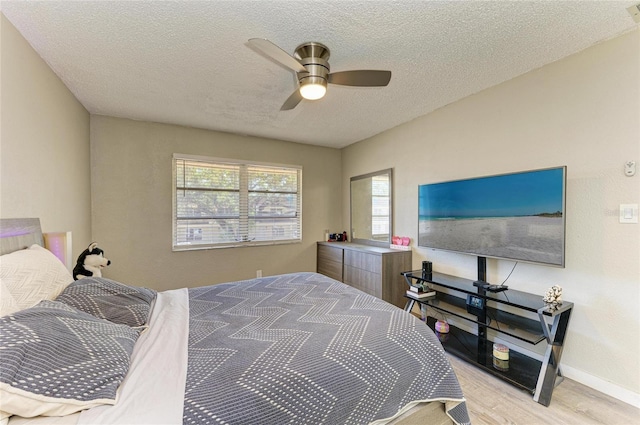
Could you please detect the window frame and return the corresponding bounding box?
[172,153,302,251]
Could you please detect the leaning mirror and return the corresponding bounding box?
[350,169,392,247]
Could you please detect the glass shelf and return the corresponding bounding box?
[422,292,546,344]
[402,270,573,316]
[426,317,541,394]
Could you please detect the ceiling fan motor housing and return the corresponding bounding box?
[294,42,330,87]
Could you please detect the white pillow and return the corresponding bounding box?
[0,244,73,316]
[0,280,19,317]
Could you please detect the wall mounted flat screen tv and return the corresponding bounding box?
[418,166,566,267]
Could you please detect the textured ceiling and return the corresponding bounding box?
[2,1,638,148]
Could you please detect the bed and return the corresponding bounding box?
[0,218,470,425]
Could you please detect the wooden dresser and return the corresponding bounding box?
[316,242,411,308]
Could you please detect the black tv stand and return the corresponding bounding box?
[401,269,573,406]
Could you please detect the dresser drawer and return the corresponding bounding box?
[317,244,343,281]
[318,259,343,281]
[344,266,382,298]
[344,250,381,273]
[318,244,343,263]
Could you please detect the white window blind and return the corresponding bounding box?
[371,174,390,237]
[173,154,302,250]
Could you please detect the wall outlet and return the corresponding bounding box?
[256,269,262,278]
[619,204,639,224]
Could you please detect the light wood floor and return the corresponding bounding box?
[448,354,640,425]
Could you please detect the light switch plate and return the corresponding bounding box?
[624,161,636,177]
[620,204,639,223]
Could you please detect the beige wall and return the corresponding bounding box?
[342,29,640,404]
[0,15,91,257]
[90,116,342,291]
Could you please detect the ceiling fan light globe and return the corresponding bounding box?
[300,82,327,100]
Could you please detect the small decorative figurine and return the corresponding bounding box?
[543,285,563,311]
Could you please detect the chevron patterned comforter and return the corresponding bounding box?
[182,272,470,425]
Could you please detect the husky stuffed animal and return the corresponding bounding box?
[73,242,111,280]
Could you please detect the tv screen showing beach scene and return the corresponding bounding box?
[418,167,566,267]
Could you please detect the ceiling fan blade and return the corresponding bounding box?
[328,70,392,87]
[248,38,307,74]
[280,89,303,111]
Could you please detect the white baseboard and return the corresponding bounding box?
[561,364,640,409]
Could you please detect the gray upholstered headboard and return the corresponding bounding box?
[0,218,44,256]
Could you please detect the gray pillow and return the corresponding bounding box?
[0,300,142,417]
[55,277,156,327]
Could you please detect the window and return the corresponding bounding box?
[173,154,302,250]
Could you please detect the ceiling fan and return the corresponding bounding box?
[247,38,392,111]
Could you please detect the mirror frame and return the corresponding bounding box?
[350,168,393,247]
